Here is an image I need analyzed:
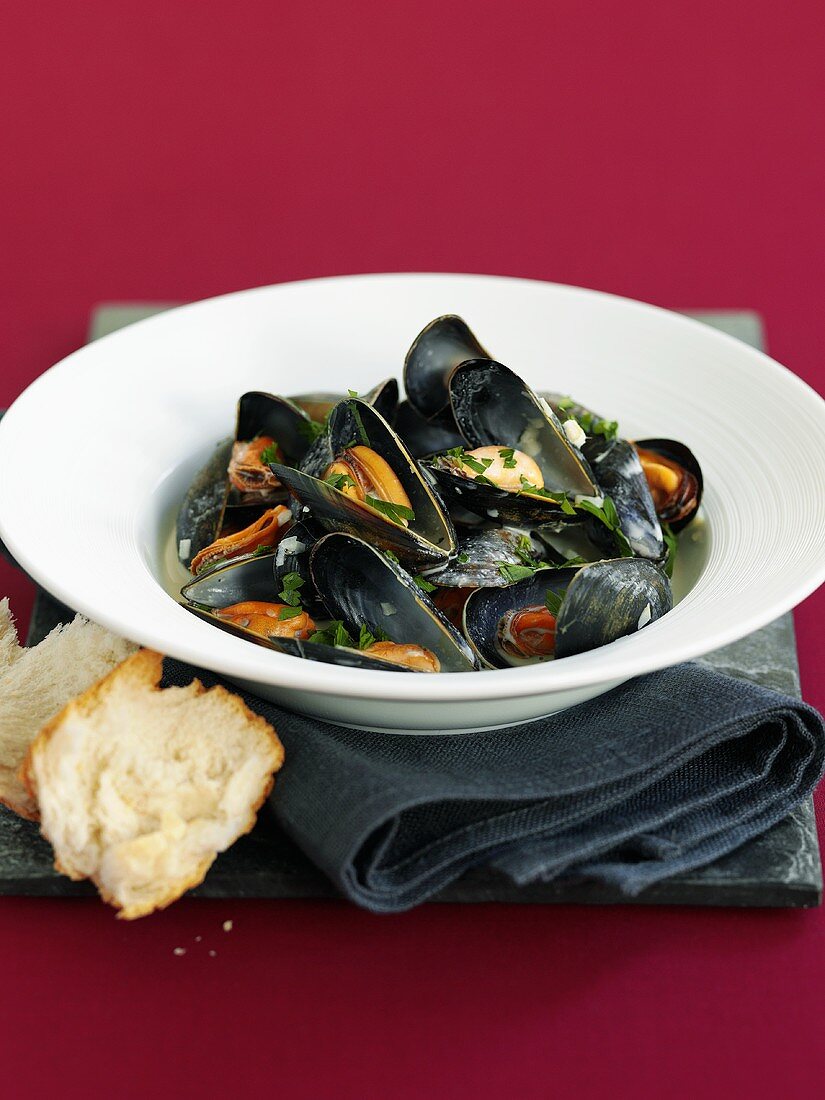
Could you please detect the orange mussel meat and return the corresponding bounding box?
[216,601,315,641]
[499,606,557,660]
[190,505,292,574]
[228,436,283,499]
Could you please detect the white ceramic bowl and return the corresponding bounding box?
[1,274,823,732]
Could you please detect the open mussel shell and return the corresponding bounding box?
[421,460,585,526]
[404,315,490,424]
[182,605,414,672]
[181,551,283,608]
[297,378,400,479]
[464,558,672,668]
[273,398,457,570]
[427,528,548,588]
[634,438,703,532]
[176,437,233,569]
[310,533,478,672]
[236,391,316,465]
[582,437,664,560]
[393,399,465,458]
[450,360,598,497]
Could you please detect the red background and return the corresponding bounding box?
[1,3,824,1095]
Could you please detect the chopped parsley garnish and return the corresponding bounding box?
[544,589,564,617]
[347,388,359,398]
[365,495,415,525]
[251,545,273,558]
[518,477,562,502]
[457,552,469,564]
[325,472,356,492]
[575,496,634,557]
[357,623,392,648]
[278,571,305,606]
[348,398,370,446]
[498,447,517,469]
[555,396,619,440]
[461,453,494,475]
[497,563,536,584]
[278,605,304,621]
[662,523,678,579]
[384,549,400,564]
[309,620,353,647]
[259,443,281,465]
[298,417,328,444]
[413,574,437,593]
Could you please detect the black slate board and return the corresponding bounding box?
[0,306,820,908]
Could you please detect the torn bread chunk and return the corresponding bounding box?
[23,649,284,919]
[0,615,137,819]
[0,598,22,672]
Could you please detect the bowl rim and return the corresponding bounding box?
[1,271,824,704]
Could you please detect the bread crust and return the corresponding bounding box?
[23,648,284,919]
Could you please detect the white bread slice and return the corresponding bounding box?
[0,598,22,672]
[23,649,284,919]
[0,615,137,819]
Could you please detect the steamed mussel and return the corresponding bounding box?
[176,315,703,673]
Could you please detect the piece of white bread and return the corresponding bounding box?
[0,598,22,672]
[0,614,137,819]
[23,649,284,919]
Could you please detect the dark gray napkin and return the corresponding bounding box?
[162,659,824,912]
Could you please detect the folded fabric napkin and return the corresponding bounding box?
[162,659,824,912]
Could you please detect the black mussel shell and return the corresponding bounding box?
[426,527,548,588]
[310,533,477,672]
[464,558,672,668]
[362,377,400,422]
[393,399,465,457]
[421,457,586,526]
[404,315,490,424]
[555,558,672,658]
[176,437,233,568]
[272,398,456,570]
[182,604,414,671]
[271,520,325,616]
[181,551,281,608]
[297,379,400,478]
[449,360,598,497]
[236,391,316,465]
[582,437,664,560]
[634,438,703,533]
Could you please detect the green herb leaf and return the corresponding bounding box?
[365,495,415,525]
[557,397,574,411]
[358,623,375,650]
[413,574,437,593]
[251,545,273,558]
[457,552,469,564]
[544,589,564,617]
[278,571,305,605]
[260,443,281,465]
[297,417,327,444]
[518,476,561,502]
[309,620,354,648]
[384,549,400,564]
[662,523,678,579]
[347,388,359,398]
[497,562,536,584]
[498,447,517,469]
[461,453,493,475]
[278,605,304,621]
[325,472,356,492]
